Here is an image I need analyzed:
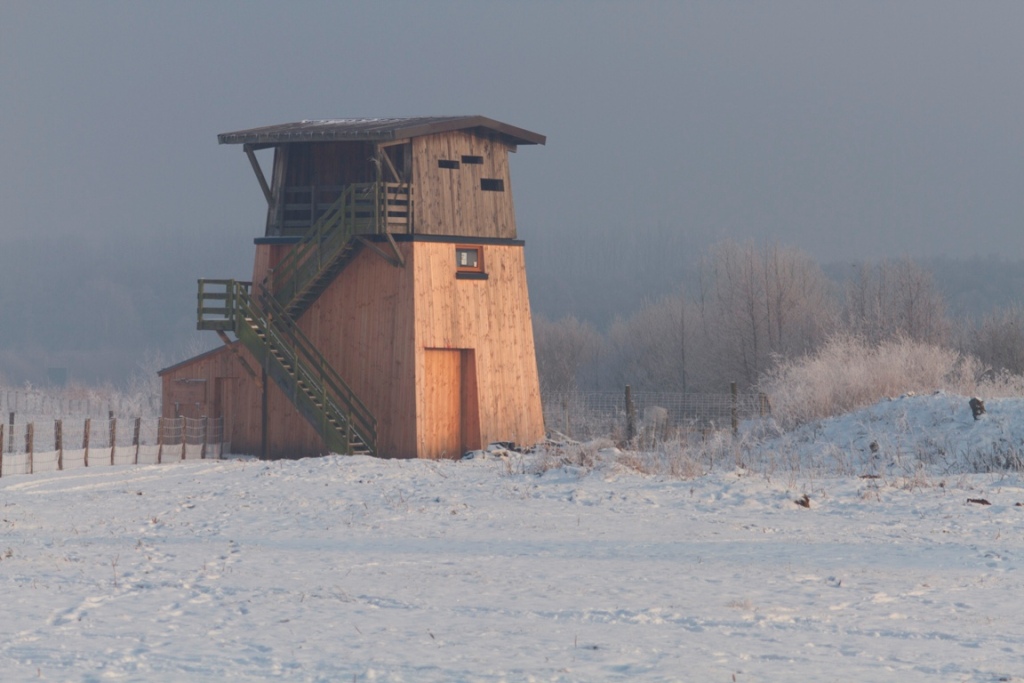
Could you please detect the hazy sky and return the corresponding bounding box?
[2,1,1023,382]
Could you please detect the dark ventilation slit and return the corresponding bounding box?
[461,155,484,165]
[438,159,460,169]
[480,178,504,192]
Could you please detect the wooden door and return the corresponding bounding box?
[423,349,462,459]
[422,349,482,459]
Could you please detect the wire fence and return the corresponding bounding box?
[542,389,771,442]
[0,385,772,472]
[0,387,161,423]
[0,417,228,477]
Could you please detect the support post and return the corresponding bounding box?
[0,423,4,478]
[7,412,13,454]
[83,418,91,467]
[26,423,33,475]
[345,412,352,456]
[625,385,636,442]
[133,417,141,465]
[731,382,739,436]
[260,367,269,460]
[110,415,117,466]
[201,416,208,460]
[563,397,569,440]
[56,420,63,471]
[157,417,164,465]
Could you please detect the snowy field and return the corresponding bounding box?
[2,393,1024,681]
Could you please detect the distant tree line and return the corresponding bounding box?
[533,240,1024,394]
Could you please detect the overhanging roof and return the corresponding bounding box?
[218,116,545,147]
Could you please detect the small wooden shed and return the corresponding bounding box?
[160,117,547,459]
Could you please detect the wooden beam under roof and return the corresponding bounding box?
[244,144,273,205]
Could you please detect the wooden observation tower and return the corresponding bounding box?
[159,117,547,459]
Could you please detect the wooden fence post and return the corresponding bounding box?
[157,417,164,465]
[0,423,4,478]
[625,385,636,442]
[109,416,116,466]
[56,420,63,471]
[562,396,570,439]
[7,412,13,454]
[133,417,141,465]
[201,416,208,460]
[26,423,34,475]
[83,418,90,467]
[731,382,738,436]
[181,418,188,461]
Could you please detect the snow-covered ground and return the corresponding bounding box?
[2,393,1024,682]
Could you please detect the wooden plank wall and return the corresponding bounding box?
[413,241,544,456]
[298,242,419,458]
[411,131,517,239]
[295,239,543,458]
[166,239,544,459]
[277,142,376,188]
[161,342,336,458]
[164,243,421,459]
[160,345,264,456]
[265,142,376,236]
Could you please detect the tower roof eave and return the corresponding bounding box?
[217,116,545,147]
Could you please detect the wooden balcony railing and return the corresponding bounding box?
[274,182,412,237]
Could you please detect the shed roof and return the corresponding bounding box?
[157,344,229,377]
[218,116,545,147]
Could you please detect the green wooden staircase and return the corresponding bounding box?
[196,180,411,457]
[268,183,371,319]
[197,278,377,456]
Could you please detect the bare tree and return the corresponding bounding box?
[971,306,1024,375]
[697,241,834,387]
[605,294,684,391]
[533,314,603,394]
[842,259,948,345]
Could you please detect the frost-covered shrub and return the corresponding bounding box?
[760,335,984,429]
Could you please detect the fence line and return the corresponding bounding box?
[0,386,769,473]
[0,417,227,478]
[0,388,161,423]
[542,388,770,442]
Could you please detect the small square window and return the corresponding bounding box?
[455,245,483,273]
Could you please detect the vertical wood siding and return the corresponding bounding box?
[166,239,544,459]
[411,132,517,239]
[413,241,544,456]
[298,242,419,458]
[251,243,291,288]
[160,347,264,456]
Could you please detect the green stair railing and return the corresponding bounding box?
[270,184,361,314]
[197,278,377,456]
[194,180,408,456]
[269,181,411,318]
